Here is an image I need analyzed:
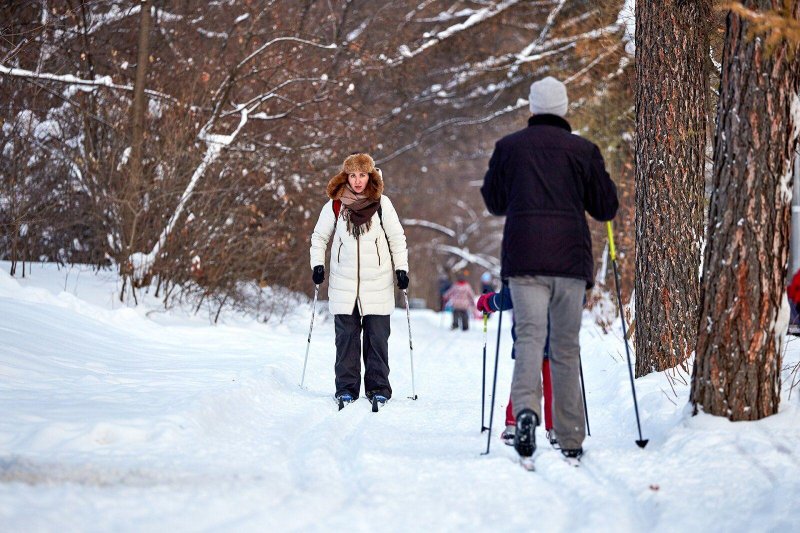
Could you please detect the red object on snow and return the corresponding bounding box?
[788,269,800,304]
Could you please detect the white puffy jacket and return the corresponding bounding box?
[310,195,409,316]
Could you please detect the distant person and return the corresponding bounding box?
[443,273,477,331]
[787,268,800,335]
[310,153,409,408]
[438,274,452,312]
[480,272,494,294]
[481,76,618,463]
[477,287,556,446]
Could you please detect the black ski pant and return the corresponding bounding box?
[334,306,392,400]
[451,309,470,331]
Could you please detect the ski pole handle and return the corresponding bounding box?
[606,221,617,262]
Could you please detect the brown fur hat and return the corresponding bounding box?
[326,153,384,201]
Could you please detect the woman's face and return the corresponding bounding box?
[348,171,369,194]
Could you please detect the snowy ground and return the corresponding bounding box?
[1,263,799,532]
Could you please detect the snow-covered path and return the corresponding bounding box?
[1,264,799,532]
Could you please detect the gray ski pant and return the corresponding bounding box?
[509,275,586,449]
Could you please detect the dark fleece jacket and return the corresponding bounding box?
[481,114,618,288]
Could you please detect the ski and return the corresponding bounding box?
[519,456,536,471]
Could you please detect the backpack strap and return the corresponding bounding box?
[332,199,341,234]
[376,202,394,270]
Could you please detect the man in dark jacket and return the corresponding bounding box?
[481,76,618,462]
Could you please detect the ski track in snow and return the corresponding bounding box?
[1,263,799,531]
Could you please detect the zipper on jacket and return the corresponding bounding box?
[375,238,381,266]
[337,239,343,263]
[356,235,362,314]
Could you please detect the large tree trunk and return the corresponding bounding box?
[691,1,800,421]
[634,0,710,376]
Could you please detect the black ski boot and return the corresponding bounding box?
[561,447,583,466]
[372,395,387,412]
[335,392,355,411]
[368,394,388,412]
[514,409,538,458]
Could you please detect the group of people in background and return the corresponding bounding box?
[308,75,619,463]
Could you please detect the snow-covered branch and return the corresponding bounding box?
[379,31,618,166]
[236,37,336,70]
[0,64,180,104]
[131,109,250,280]
[616,0,635,55]
[402,219,457,238]
[377,99,528,164]
[408,20,621,106]
[521,0,568,67]
[387,0,522,66]
[83,3,184,34]
[563,43,622,85]
[221,77,330,118]
[435,244,500,274]
[129,61,331,279]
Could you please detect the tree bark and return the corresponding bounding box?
[634,0,710,376]
[122,0,151,285]
[692,1,800,421]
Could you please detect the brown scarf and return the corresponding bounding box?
[340,185,380,237]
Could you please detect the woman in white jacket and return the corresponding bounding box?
[309,153,409,407]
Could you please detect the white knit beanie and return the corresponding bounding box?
[528,76,568,117]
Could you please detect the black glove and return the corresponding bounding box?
[396,270,409,290]
[312,265,325,285]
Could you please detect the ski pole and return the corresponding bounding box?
[403,290,418,400]
[578,356,591,436]
[481,313,489,432]
[299,284,319,388]
[482,282,506,455]
[607,221,648,448]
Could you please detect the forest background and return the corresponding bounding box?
[0,0,641,315]
[3,1,800,422]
